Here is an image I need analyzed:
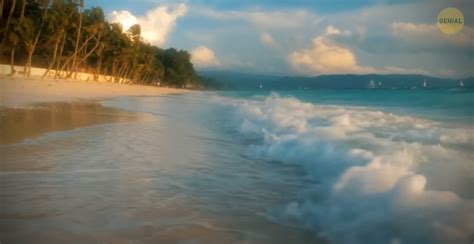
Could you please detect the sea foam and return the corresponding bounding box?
[225,93,473,243]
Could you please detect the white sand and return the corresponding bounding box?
[0,75,189,108]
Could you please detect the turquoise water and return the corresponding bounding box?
[1,89,473,243]
[219,89,474,122]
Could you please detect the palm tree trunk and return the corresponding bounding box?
[126,66,134,82]
[118,62,128,82]
[71,0,84,78]
[55,32,67,79]
[122,64,130,82]
[0,0,4,18]
[152,73,159,85]
[133,68,140,83]
[78,33,89,69]
[10,47,16,75]
[0,0,17,56]
[96,53,103,80]
[43,35,61,78]
[116,58,127,77]
[111,57,120,82]
[79,34,102,64]
[19,0,26,19]
[144,71,153,84]
[60,34,95,73]
[23,0,50,78]
[24,47,34,78]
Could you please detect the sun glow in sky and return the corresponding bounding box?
[90,0,473,78]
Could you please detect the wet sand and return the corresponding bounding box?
[0,76,187,144]
[0,102,147,145]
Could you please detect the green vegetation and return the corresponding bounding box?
[0,0,200,88]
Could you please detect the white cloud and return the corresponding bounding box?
[260,32,277,48]
[140,4,187,46]
[194,7,322,30]
[108,3,187,46]
[191,46,220,68]
[288,26,375,75]
[391,22,474,47]
[169,2,473,76]
[325,25,351,36]
[109,10,137,31]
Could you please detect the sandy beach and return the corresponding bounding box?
[0,75,188,108]
[0,75,189,144]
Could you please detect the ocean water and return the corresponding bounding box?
[1,89,473,243]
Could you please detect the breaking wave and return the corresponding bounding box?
[226,93,474,243]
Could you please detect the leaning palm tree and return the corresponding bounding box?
[76,7,105,73]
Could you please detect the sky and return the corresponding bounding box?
[88,0,473,78]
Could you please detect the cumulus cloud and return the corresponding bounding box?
[325,25,351,36]
[109,10,137,31]
[260,32,277,48]
[185,1,474,76]
[191,46,220,68]
[288,26,375,75]
[108,3,187,46]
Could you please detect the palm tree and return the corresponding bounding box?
[0,0,4,18]
[0,0,17,57]
[70,0,83,77]
[7,20,21,75]
[15,17,36,76]
[101,23,128,81]
[42,0,74,78]
[17,0,50,78]
[77,7,104,72]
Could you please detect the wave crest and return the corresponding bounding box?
[228,93,473,243]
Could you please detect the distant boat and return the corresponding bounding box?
[259,84,263,89]
[460,80,464,87]
[378,81,382,87]
[423,79,427,88]
[368,80,376,89]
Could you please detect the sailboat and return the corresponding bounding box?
[423,79,427,88]
[259,84,263,89]
[368,80,376,89]
[460,80,464,87]
[378,81,382,87]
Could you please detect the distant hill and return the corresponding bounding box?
[198,70,473,90]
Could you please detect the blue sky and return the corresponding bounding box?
[89,0,473,78]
